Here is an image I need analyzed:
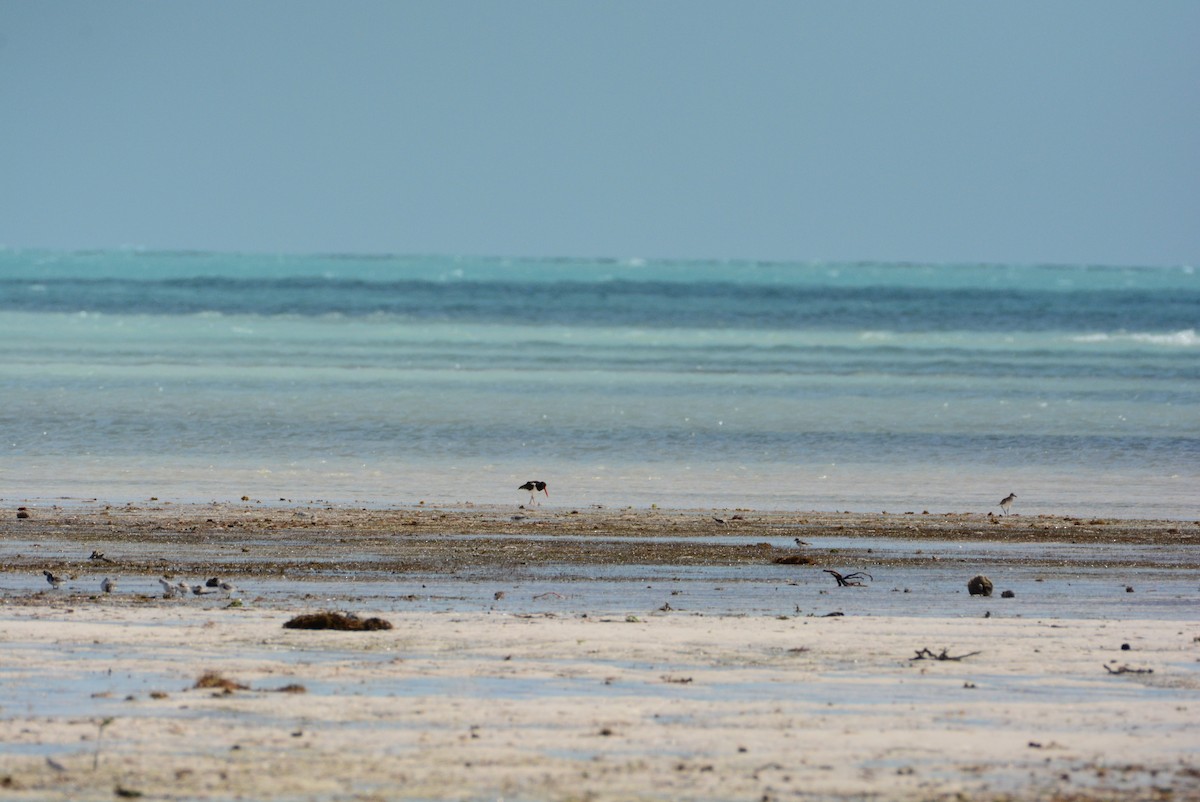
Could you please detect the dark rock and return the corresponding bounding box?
[1000,589,1015,598]
[967,575,994,597]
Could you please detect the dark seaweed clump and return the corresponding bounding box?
[283,611,393,631]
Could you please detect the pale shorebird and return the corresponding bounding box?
[43,570,64,589]
[100,577,116,593]
[518,480,549,506]
[999,493,1017,516]
[158,577,178,598]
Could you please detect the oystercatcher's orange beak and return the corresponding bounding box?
[543,487,550,497]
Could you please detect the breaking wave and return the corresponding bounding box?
[1072,329,1198,347]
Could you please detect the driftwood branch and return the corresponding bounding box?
[910,647,982,662]
[824,569,872,587]
[1103,664,1153,675]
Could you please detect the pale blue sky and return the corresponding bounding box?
[1,1,1197,266]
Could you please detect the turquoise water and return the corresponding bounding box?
[1,250,1197,517]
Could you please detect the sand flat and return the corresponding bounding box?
[1,504,1198,800]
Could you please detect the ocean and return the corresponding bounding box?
[1,250,1196,519]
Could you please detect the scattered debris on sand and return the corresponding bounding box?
[193,671,249,692]
[910,647,982,662]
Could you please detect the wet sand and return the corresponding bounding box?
[4,502,1198,580]
[1,503,1198,801]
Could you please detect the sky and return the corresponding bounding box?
[1,1,1197,266]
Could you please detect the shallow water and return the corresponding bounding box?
[3,252,1198,519]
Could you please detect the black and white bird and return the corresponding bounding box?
[999,493,1017,516]
[100,577,116,594]
[518,480,549,506]
[43,570,65,589]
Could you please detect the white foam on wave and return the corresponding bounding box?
[1072,329,1197,347]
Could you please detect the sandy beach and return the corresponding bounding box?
[2,503,1198,800]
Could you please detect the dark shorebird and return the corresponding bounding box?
[43,570,64,589]
[202,577,238,594]
[999,493,1016,516]
[100,577,116,594]
[518,480,549,506]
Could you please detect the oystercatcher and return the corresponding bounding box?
[998,493,1016,516]
[518,480,549,506]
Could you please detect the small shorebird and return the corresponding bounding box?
[158,577,178,598]
[100,577,116,593]
[518,480,549,506]
[999,493,1016,516]
[43,570,64,589]
[794,537,811,547]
